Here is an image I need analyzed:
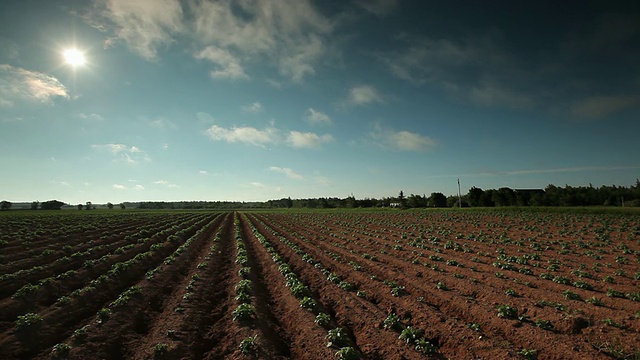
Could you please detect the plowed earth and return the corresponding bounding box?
[0,209,638,359]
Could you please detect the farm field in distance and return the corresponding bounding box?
[0,208,639,359]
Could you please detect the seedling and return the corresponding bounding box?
[535,319,554,330]
[239,334,258,355]
[383,313,401,330]
[415,338,437,354]
[335,347,359,360]
[51,343,72,359]
[315,313,331,327]
[326,327,349,348]
[496,305,518,319]
[398,326,422,344]
[232,303,256,321]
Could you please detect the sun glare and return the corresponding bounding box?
[63,49,85,66]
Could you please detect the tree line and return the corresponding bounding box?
[2,180,639,211]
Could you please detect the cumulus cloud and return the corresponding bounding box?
[91,143,151,163]
[370,124,437,152]
[0,64,69,107]
[195,45,249,80]
[204,124,279,147]
[113,183,145,190]
[192,0,333,82]
[241,101,264,114]
[270,166,304,180]
[204,120,333,149]
[571,94,640,119]
[286,131,334,148]
[154,180,179,188]
[78,113,104,121]
[90,0,333,82]
[304,108,332,125]
[348,85,383,105]
[89,0,184,60]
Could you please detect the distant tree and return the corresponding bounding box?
[0,200,11,211]
[429,192,447,207]
[345,194,357,208]
[467,187,484,207]
[31,201,39,210]
[398,191,407,209]
[77,204,83,211]
[40,200,65,210]
[408,194,427,208]
[107,202,114,210]
[86,201,92,210]
[285,197,293,209]
[120,203,126,210]
[493,187,516,206]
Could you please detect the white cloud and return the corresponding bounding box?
[270,166,304,180]
[204,124,279,147]
[571,94,640,119]
[162,143,169,150]
[149,117,176,128]
[304,108,332,125]
[250,182,266,188]
[286,131,334,148]
[154,180,179,188]
[194,45,249,80]
[241,101,263,114]
[91,143,151,163]
[348,85,383,105]
[355,0,399,17]
[192,0,333,82]
[370,124,437,152]
[78,113,104,121]
[0,64,69,107]
[90,0,184,60]
[113,183,145,190]
[199,170,207,175]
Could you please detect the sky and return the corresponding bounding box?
[1,0,639,204]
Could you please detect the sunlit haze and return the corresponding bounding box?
[63,49,85,67]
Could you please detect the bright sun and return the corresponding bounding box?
[63,49,85,66]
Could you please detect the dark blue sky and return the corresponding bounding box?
[1,0,639,203]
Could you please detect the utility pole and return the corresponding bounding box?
[457,178,462,208]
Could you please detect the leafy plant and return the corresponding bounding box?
[239,334,258,355]
[414,338,438,354]
[535,319,554,330]
[562,290,581,301]
[519,348,538,359]
[51,343,72,358]
[232,303,256,321]
[585,296,604,306]
[315,313,331,327]
[300,296,316,310]
[153,342,169,357]
[335,346,359,360]
[382,313,401,330]
[496,305,518,319]
[398,326,422,344]
[326,327,349,348]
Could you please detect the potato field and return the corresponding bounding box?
[0,209,639,359]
